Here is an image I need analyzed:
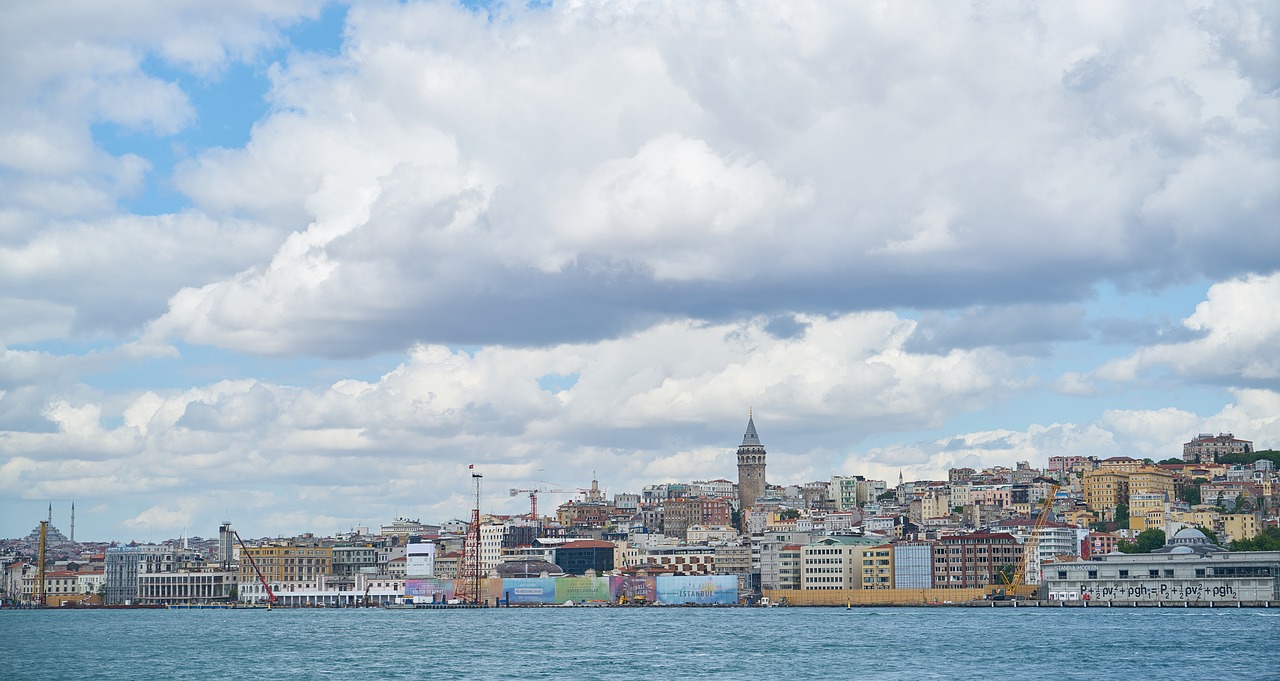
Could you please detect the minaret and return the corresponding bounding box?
[736,411,767,512]
[70,501,75,543]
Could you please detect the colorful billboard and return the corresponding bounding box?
[502,578,558,605]
[611,576,657,603]
[655,575,738,605]
[404,578,454,601]
[554,576,612,604]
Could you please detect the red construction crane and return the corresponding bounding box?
[508,486,587,530]
[233,530,277,606]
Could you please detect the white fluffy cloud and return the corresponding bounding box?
[1098,273,1280,386]
[141,0,1280,356]
[3,311,1025,535]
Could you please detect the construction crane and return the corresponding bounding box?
[991,478,1060,599]
[232,530,277,607]
[508,486,587,533]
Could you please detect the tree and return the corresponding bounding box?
[995,564,1017,585]
[877,491,896,502]
[1118,529,1166,554]
[1157,457,1184,465]
[1232,495,1254,513]
[1214,491,1227,510]
[1114,503,1129,526]
[1230,527,1280,552]
[1180,486,1201,506]
[779,508,801,521]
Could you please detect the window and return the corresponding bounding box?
[1087,570,1098,580]
[1163,569,1174,578]
[1118,570,1129,579]
[1149,570,1159,578]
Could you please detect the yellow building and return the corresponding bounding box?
[238,544,334,586]
[1171,509,1217,530]
[860,545,894,589]
[1128,493,1167,532]
[1097,457,1144,473]
[1062,509,1097,528]
[1082,470,1129,512]
[1219,513,1260,543]
[1128,466,1176,501]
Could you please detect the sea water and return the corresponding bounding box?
[3,607,1278,680]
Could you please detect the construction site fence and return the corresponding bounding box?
[763,588,993,606]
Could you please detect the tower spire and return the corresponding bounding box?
[736,412,767,514]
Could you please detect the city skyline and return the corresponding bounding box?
[2,1,1278,540]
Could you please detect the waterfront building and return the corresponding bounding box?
[801,535,883,590]
[105,545,202,605]
[736,414,767,512]
[137,566,235,605]
[778,544,803,590]
[860,545,894,589]
[1043,532,1277,604]
[1183,433,1253,464]
[932,532,1020,588]
[756,530,814,589]
[892,542,934,589]
[236,542,333,602]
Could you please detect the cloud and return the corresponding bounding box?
[138,0,1280,357]
[1098,273,1280,387]
[2,310,1024,534]
[841,389,1280,481]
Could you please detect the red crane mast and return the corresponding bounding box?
[233,530,277,606]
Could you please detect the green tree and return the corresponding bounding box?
[779,508,801,521]
[1118,529,1166,554]
[1180,486,1201,506]
[1158,457,1184,465]
[1114,503,1129,526]
[877,491,896,502]
[1230,527,1280,552]
[1214,491,1227,509]
[994,564,1017,585]
[1218,449,1280,468]
[1232,495,1254,513]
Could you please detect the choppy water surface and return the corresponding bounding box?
[4,607,1278,680]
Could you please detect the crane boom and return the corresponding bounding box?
[1009,480,1060,591]
[233,530,277,605]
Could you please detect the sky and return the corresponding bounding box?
[1,0,1278,542]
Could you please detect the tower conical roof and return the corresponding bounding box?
[742,415,761,447]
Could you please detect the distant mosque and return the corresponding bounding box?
[736,411,767,511]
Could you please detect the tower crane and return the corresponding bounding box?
[508,486,587,533]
